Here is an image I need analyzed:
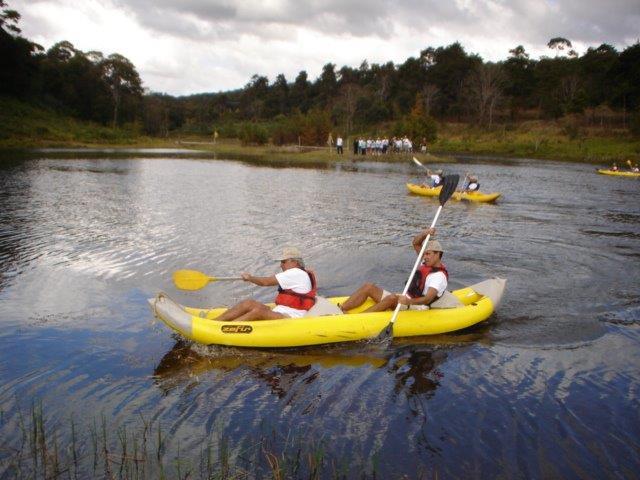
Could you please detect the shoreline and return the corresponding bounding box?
[2,97,638,166]
[0,139,633,167]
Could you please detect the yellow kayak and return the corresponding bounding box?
[148,278,506,348]
[597,169,640,178]
[407,183,502,203]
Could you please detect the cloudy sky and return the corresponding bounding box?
[12,0,640,96]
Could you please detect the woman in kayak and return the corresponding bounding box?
[339,228,448,313]
[215,246,317,322]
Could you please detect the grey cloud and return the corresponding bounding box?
[12,0,640,96]
[485,0,640,48]
[23,0,640,50]
[115,0,480,41]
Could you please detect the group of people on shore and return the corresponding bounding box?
[333,136,429,156]
[215,228,446,322]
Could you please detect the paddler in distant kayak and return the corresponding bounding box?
[424,169,443,188]
[338,228,448,313]
[215,246,317,321]
[462,173,480,192]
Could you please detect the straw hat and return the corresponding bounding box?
[275,246,302,261]
[426,240,444,252]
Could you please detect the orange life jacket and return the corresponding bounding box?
[274,269,317,310]
[407,263,449,300]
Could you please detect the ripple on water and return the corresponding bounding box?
[1,155,639,477]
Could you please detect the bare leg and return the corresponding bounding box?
[233,305,287,322]
[340,283,385,312]
[364,294,399,313]
[215,299,286,322]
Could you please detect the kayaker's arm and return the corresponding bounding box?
[398,287,439,306]
[412,227,436,254]
[241,273,279,286]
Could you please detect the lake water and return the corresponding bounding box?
[0,151,639,478]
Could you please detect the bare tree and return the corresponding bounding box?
[559,74,581,107]
[463,63,505,126]
[421,84,440,116]
[338,82,363,137]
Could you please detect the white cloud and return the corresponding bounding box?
[12,0,640,95]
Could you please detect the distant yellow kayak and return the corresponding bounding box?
[407,183,502,203]
[149,278,506,348]
[597,169,640,178]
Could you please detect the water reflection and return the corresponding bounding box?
[153,339,389,395]
[153,326,493,399]
[1,152,639,477]
[390,347,445,397]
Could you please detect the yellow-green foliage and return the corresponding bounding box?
[0,97,141,148]
[432,121,640,162]
[2,97,638,164]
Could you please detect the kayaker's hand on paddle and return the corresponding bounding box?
[412,228,436,253]
[241,272,253,282]
[397,294,411,306]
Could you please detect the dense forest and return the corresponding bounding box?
[2,0,639,146]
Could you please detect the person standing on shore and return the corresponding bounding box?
[336,135,343,154]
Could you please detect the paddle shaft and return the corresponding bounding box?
[412,156,428,170]
[212,276,243,281]
[387,204,443,326]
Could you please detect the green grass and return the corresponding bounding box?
[2,96,639,164]
[0,401,379,479]
[0,97,148,148]
[432,122,640,163]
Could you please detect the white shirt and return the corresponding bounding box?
[422,271,447,298]
[272,268,312,318]
[336,137,343,146]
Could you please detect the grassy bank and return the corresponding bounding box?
[1,97,638,164]
[433,121,640,163]
[0,97,151,148]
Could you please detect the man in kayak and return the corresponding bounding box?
[425,169,443,188]
[339,228,448,313]
[215,246,317,322]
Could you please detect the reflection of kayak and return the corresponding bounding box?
[406,183,502,203]
[152,340,452,396]
[154,340,389,381]
[148,278,506,348]
[596,169,640,177]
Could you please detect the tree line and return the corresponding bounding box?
[2,0,639,145]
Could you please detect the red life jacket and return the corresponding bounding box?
[274,269,317,310]
[407,263,449,300]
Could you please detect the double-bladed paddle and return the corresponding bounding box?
[412,156,428,170]
[375,173,460,342]
[173,269,242,291]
